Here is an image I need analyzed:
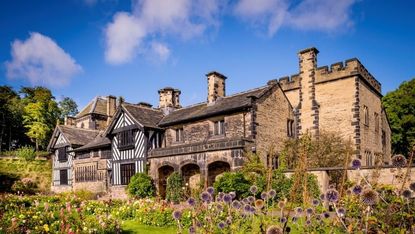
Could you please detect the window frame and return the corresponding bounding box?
[120,163,136,185]
[175,128,183,142]
[60,169,68,185]
[213,119,225,136]
[57,147,68,161]
[117,129,135,150]
[287,119,294,137]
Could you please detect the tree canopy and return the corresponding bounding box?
[58,97,78,120]
[383,78,415,156]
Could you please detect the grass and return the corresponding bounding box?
[121,220,178,234]
[0,157,51,192]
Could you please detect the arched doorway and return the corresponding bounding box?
[181,164,200,192]
[158,165,174,199]
[208,161,230,186]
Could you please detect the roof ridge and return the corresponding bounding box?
[59,125,100,132]
[123,102,162,112]
[90,96,99,114]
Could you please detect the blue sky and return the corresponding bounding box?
[0,0,414,109]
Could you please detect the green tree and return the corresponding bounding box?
[127,173,155,198]
[383,78,415,156]
[58,96,78,120]
[23,102,50,151]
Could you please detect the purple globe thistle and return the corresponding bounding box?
[261,192,268,200]
[361,188,379,206]
[188,226,196,234]
[295,207,303,215]
[306,207,314,216]
[229,191,236,199]
[409,182,415,192]
[391,154,407,168]
[250,185,258,194]
[218,192,225,199]
[217,221,226,229]
[315,214,322,221]
[216,203,224,212]
[223,194,232,203]
[402,189,412,199]
[312,199,320,206]
[187,197,196,206]
[207,186,215,195]
[232,200,241,209]
[266,225,283,234]
[337,207,346,216]
[250,206,256,213]
[248,196,255,204]
[244,204,251,213]
[242,198,249,204]
[325,189,339,203]
[346,189,352,195]
[323,212,330,219]
[195,220,202,228]
[305,219,312,226]
[200,192,211,203]
[268,189,276,199]
[351,158,362,169]
[255,199,264,209]
[319,194,325,201]
[279,217,287,223]
[352,185,363,195]
[172,210,182,220]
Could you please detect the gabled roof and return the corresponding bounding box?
[158,85,272,126]
[47,125,100,151]
[122,103,164,129]
[72,132,111,152]
[76,96,108,118]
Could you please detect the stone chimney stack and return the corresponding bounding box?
[206,71,226,104]
[107,95,117,124]
[158,87,181,115]
[298,47,319,136]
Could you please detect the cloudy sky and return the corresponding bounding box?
[0,0,414,108]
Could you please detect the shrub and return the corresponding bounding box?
[271,169,292,200]
[213,172,251,198]
[166,172,184,203]
[11,178,38,194]
[127,173,155,198]
[15,147,36,161]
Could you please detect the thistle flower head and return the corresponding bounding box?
[409,182,415,192]
[325,188,339,203]
[306,207,314,216]
[352,185,363,195]
[402,189,412,199]
[242,198,249,204]
[351,158,362,169]
[268,189,276,198]
[188,226,195,234]
[391,154,407,168]
[261,192,268,200]
[361,188,379,206]
[266,225,283,234]
[200,192,211,202]
[250,185,258,194]
[226,216,232,225]
[207,187,215,195]
[248,196,255,204]
[337,207,346,216]
[312,199,320,206]
[217,221,226,229]
[279,217,287,223]
[319,194,325,201]
[231,200,241,209]
[172,210,181,220]
[323,212,330,219]
[223,194,232,203]
[243,204,251,213]
[278,200,285,209]
[295,207,303,214]
[254,199,264,209]
[187,197,196,206]
[229,191,236,199]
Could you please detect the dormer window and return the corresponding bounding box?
[175,128,183,142]
[118,129,134,150]
[214,119,225,135]
[58,147,67,161]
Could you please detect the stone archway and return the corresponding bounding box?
[207,161,231,186]
[181,164,201,191]
[158,165,174,199]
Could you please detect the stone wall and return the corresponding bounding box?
[255,85,293,165]
[51,185,72,193]
[347,167,415,189]
[72,157,109,193]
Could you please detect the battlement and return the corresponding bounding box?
[278,74,301,90]
[315,58,381,94]
[279,57,381,94]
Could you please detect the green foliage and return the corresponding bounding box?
[213,172,251,199]
[11,178,38,194]
[127,173,155,198]
[15,146,36,161]
[58,96,78,120]
[383,78,415,156]
[271,169,292,200]
[166,172,184,203]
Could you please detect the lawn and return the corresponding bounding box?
[122,220,178,234]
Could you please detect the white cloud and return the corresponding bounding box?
[150,42,170,62]
[5,32,82,87]
[234,0,357,36]
[104,0,222,64]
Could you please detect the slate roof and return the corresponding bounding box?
[56,125,99,147]
[72,132,111,152]
[122,103,165,129]
[76,96,108,118]
[158,85,272,126]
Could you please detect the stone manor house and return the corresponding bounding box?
[47,47,391,196]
